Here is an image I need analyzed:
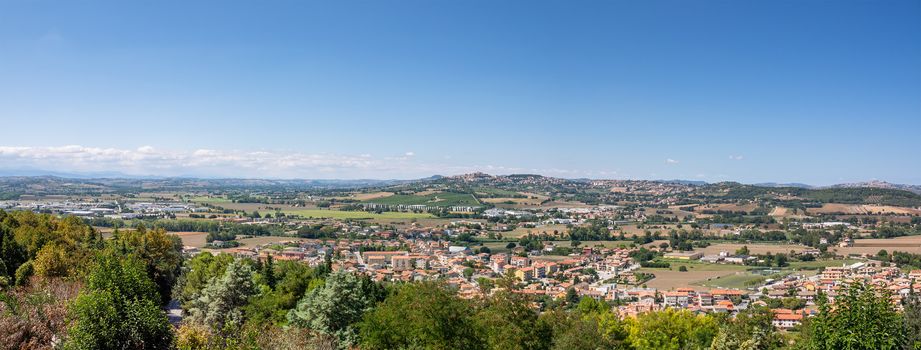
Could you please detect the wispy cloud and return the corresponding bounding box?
[665,158,679,164]
[0,145,392,179]
[0,145,622,179]
[728,155,744,160]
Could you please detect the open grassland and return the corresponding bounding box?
[698,203,760,213]
[788,259,862,269]
[768,207,788,216]
[695,259,863,289]
[581,240,635,248]
[695,243,812,256]
[482,197,546,206]
[693,272,768,290]
[643,259,748,291]
[808,203,921,215]
[170,231,208,248]
[473,187,523,197]
[367,192,480,207]
[638,263,748,291]
[350,192,395,201]
[188,196,232,204]
[282,209,434,220]
[835,236,921,255]
[645,207,697,220]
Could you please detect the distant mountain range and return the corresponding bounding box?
[751,180,921,194]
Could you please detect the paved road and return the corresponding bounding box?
[166,299,183,326]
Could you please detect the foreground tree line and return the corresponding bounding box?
[2,210,921,350]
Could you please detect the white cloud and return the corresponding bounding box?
[0,145,645,180]
[666,158,679,164]
[729,155,744,160]
[0,145,385,178]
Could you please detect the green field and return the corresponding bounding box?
[367,192,480,207]
[693,272,771,289]
[188,196,231,204]
[473,187,523,197]
[692,259,863,289]
[282,209,434,219]
[656,259,750,271]
[788,259,861,270]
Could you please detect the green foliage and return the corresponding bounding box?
[288,271,385,348]
[108,227,184,305]
[174,252,235,310]
[0,211,103,284]
[904,289,921,350]
[359,282,482,350]
[544,299,627,350]
[626,308,718,350]
[243,259,317,325]
[710,306,782,350]
[187,259,257,337]
[802,282,905,350]
[65,253,173,350]
[474,290,553,350]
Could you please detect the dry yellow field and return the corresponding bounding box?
[808,204,921,215]
[769,207,788,216]
[835,236,921,255]
[637,268,747,291]
[699,203,759,213]
[170,231,208,248]
[350,192,395,201]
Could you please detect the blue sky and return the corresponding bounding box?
[0,0,918,184]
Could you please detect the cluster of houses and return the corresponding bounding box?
[174,215,921,332]
[755,261,921,328]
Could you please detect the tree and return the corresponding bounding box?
[544,300,627,350]
[109,227,183,305]
[174,252,235,310]
[903,287,921,350]
[359,282,482,350]
[736,246,750,256]
[187,258,256,338]
[65,253,173,350]
[566,287,580,305]
[32,243,74,277]
[802,282,905,349]
[626,308,718,350]
[288,271,384,348]
[506,242,517,249]
[678,265,688,272]
[475,290,553,350]
[244,259,319,327]
[710,306,781,350]
[463,267,474,281]
[262,254,277,289]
